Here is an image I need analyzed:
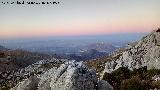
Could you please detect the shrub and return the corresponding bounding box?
[0,52,5,58]
[102,66,160,90]
[150,80,160,89]
[120,76,150,90]
[144,69,160,79]
[102,67,131,90]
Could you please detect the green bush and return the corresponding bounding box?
[102,66,160,90]
[144,69,160,79]
[102,67,131,90]
[120,76,150,90]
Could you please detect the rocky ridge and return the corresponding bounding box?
[0,58,65,89]
[103,29,160,74]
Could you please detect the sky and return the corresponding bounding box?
[0,0,160,39]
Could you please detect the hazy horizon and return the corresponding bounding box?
[0,0,160,39]
[0,32,147,44]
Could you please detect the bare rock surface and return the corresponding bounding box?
[50,61,98,90]
[11,76,40,90]
[11,61,113,90]
[103,29,160,74]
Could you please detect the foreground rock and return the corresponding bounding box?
[0,58,64,90]
[11,61,113,90]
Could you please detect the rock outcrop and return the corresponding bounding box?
[103,29,160,73]
[0,58,64,90]
[50,61,98,90]
[11,61,113,90]
[11,76,40,90]
[152,75,160,81]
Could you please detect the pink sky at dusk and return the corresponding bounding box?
[0,0,160,39]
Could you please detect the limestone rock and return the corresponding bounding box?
[11,76,40,90]
[50,61,98,90]
[152,75,160,81]
[103,29,160,73]
[11,61,113,90]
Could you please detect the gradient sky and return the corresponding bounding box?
[0,0,160,39]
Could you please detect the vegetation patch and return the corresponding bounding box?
[102,67,160,90]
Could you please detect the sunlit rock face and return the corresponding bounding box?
[50,61,98,90]
[11,61,113,90]
[103,29,160,74]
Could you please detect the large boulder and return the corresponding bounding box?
[11,61,113,90]
[50,61,98,90]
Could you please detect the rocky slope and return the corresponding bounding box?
[0,58,65,89]
[11,61,113,90]
[86,29,160,76]
[85,29,160,89]
[101,29,160,74]
[0,46,62,89]
[0,49,54,72]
